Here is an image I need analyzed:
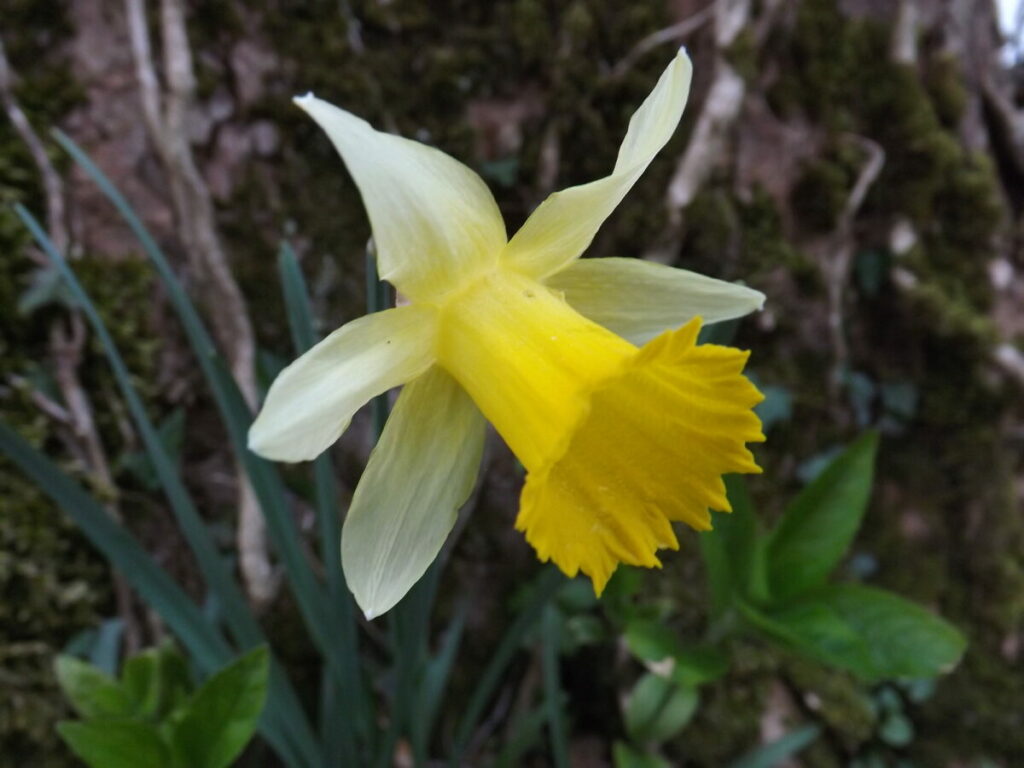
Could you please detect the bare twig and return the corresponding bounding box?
[608,6,714,80]
[665,0,752,221]
[125,0,274,608]
[49,316,142,653]
[2,33,142,652]
[0,38,68,255]
[666,59,746,217]
[820,136,885,396]
[892,0,920,64]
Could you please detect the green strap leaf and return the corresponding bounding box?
[171,647,270,768]
[765,432,879,600]
[279,241,365,766]
[14,203,320,768]
[450,568,564,766]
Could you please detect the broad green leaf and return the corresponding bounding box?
[700,475,768,614]
[766,432,879,600]
[745,584,965,681]
[613,741,672,768]
[170,646,270,768]
[624,673,698,744]
[878,712,914,747]
[671,645,730,686]
[825,584,966,681]
[55,656,134,719]
[625,619,683,663]
[122,644,191,720]
[742,599,876,678]
[57,719,171,768]
[728,725,820,768]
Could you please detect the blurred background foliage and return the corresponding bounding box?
[1,0,1022,766]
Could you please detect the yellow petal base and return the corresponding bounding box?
[517,319,765,593]
[436,268,764,594]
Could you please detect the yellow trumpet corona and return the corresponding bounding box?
[249,49,766,618]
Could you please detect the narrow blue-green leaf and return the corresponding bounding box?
[765,432,879,600]
[0,422,310,767]
[728,725,820,768]
[541,605,568,768]
[450,568,564,766]
[14,204,319,767]
[0,421,229,669]
[493,707,549,768]
[50,130,353,740]
[412,604,467,762]
[91,618,124,675]
[171,647,269,768]
[279,241,364,766]
[58,719,171,768]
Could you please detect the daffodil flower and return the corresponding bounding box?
[249,49,765,618]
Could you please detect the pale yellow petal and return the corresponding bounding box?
[294,94,507,300]
[342,368,485,618]
[501,49,692,280]
[248,305,437,462]
[546,257,765,345]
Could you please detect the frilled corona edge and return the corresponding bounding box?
[517,318,765,593]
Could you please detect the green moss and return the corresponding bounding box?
[738,187,812,278]
[725,27,759,85]
[925,54,969,128]
[791,156,853,234]
[785,659,877,749]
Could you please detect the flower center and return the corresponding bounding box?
[436,268,635,471]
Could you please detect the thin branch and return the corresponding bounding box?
[125,0,274,608]
[608,6,714,80]
[822,136,885,397]
[0,37,69,255]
